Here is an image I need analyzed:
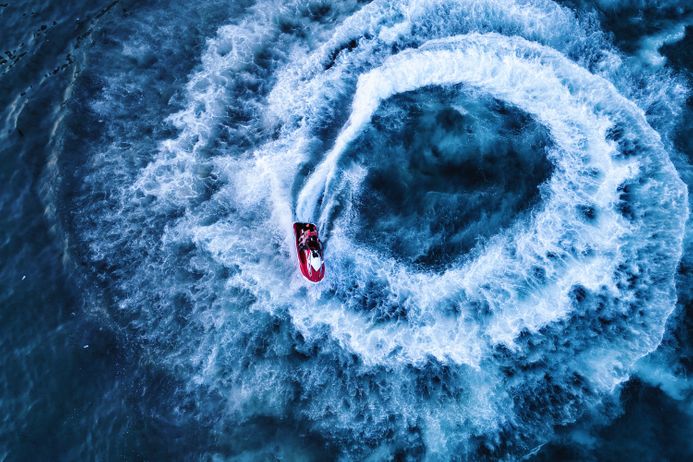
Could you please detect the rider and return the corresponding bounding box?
[299,224,319,250]
[298,224,323,269]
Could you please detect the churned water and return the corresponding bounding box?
[1,0,691,460]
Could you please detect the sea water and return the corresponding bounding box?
[1,1,691,460]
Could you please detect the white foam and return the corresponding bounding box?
[101,0,689,455]
[275,33,685,387]
[636,19,691,67]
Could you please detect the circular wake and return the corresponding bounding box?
[61,0,688,459]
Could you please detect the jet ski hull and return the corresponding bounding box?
[293,222,325,283]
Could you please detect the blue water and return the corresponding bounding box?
[1,1,691,460]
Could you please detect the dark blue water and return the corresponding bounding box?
[1,1,691,460]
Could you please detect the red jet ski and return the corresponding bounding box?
[293,222,325,283]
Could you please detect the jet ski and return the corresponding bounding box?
[293,222,325,283]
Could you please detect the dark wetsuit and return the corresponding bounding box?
[299,228,320,253]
